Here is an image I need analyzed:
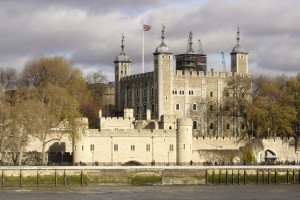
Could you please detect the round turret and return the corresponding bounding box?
[114,34,131,62]
[176,118,193,165]
[154,24,172,55]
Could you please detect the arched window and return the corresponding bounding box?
[169,126,172,129]
[210,91,213,97]
[227,124,230,129]
[193,103,197,111]
[176,103,180,111]
[225,105,229,111]
[193,121,197,129]
[210,105,213,111]
[210,123,213,129]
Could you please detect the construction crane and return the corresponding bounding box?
[198,39,204,54]
[221,52,226,73]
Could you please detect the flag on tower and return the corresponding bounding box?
[143,24,151,31]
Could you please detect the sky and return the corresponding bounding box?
[0,0,299,81]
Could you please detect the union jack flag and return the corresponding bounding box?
[143,24,151,31]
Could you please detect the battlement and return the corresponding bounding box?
[174,70,234,78]
[121,72,154,81]
[94,128,176,137]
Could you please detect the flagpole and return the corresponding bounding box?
[142,24,144,73]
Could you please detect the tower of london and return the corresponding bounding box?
[115,26,249,138]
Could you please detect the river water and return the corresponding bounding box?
[0,185,299,200]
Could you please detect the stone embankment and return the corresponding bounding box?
[1,166,300,186]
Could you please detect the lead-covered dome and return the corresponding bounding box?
[115,35,131,62]
[154,25,172,54]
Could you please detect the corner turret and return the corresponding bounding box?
[230,26,248,74]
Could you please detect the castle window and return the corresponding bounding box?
[176,103,180,111]
[144,105,147,114]
[82,145,84,151]
[193,121,197,129]
[162,55,165,58]
[190,71,192,75]
[172,90,174,95]
[169,56,170,59]
[90,144,94,151]
[169,144,174,151]
[151,104,155,113]
[114,144,118,151]
[169,126,172,129]
[175,90,177,95]
[242,124,245,130]
[225,105,229,111]
[179,91,182,95]
[146,144,150,151]
[210,123,213,129]
[129,91,132,98]
[151,87,154,96]
[131,145,135,151]
[227,124,230,129]
[183,144,185,150]
[136,89,139,98]
[182,91,184,95]
[210,105,213,111]
[165,96,168,101]
[136,106,139,115]
[144,88,147,97]
[210,91,213,97]
[193,104,197,111]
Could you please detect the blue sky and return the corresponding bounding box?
[0,0,299,80]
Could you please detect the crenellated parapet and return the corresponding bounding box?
[174,70,234,78]
[121,72,154,81]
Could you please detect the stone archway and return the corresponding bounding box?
[122,160,144,166]
[265,149,276,157]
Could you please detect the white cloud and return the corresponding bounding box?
[0,0,299,78]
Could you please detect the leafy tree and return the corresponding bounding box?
[246,75,297,138]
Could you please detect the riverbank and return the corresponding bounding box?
[1,166,300,186]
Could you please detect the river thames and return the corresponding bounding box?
[0,185,299,200]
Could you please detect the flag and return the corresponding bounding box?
[143,24,151,31]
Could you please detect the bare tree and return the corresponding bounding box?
[0,67,17,91]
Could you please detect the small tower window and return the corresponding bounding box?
[210,105,213,111]
[225,105,229,111]
[193,121,197,129]
[136,89,139,98]
[176,103,180,111]
[242,124,245,130]
[210,123,213,129]
[227,124,230,129]
[210,91,213,97]
[193,104,197,111]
